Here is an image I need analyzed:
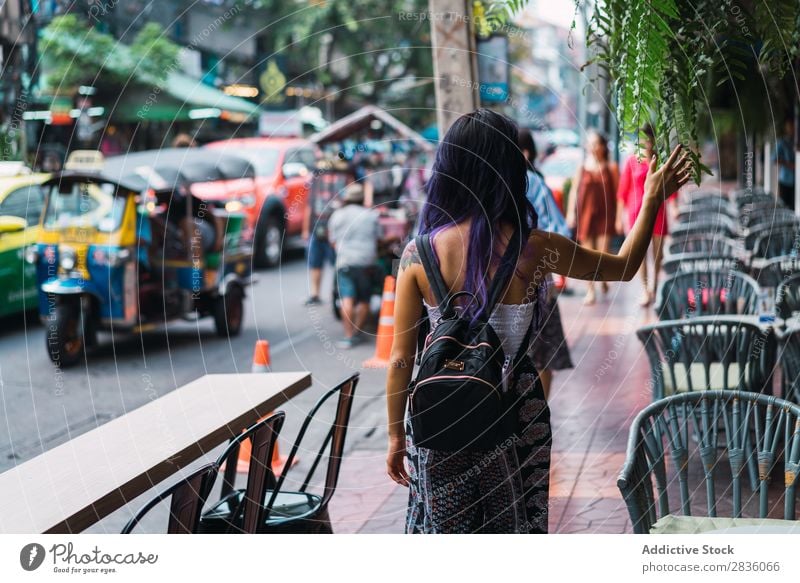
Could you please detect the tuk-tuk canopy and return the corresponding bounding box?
[309,105,434,152]
[104,148,256,192]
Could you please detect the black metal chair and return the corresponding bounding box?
[201,373,359,533]
[779,328,800,404]
[637,317,777,401]
[618,391,800,533]
[666,234,738,257]
[654,269,760,320]
[684,188,728,206]
[776,273,800,320]
[197,411,286,533]
[750,254,800,288]
[661,253,743,277]
[121,462,219,534]
[743,209,798,233]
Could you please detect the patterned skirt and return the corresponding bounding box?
[530,281,574,372]
[404,362,552,533]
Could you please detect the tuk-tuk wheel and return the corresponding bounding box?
[46,302,85,367]
[214,284,244,337]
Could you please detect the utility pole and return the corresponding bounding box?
[428,0,479,137]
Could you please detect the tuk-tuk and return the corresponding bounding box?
[27,152,252,367]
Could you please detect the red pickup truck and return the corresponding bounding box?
[206,138,319,267]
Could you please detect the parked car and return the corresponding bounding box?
[206,138,320,267]
[0,166,49,318]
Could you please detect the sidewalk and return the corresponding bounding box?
[330,278,658,533]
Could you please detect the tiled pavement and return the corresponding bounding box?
[329,278,662,533]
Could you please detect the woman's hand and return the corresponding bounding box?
[387,434,410,486]
[644,145,693,203]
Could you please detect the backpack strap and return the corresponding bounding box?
[416,233,450,307]
[482,226,531,319]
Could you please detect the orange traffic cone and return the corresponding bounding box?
[362,276,396,368]
[235,340,291,474]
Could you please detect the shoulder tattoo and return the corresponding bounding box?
[399,239,421,270]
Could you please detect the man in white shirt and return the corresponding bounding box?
[328,183,382,348]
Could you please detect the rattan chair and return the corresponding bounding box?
[750,227,800,267]
[618,391,800,533]
[778,328,800,404]
[636,317,777,401]
[654,269,760,320]
[666,235,738,257]
[776,273,800,320]
[750,254,800,288]
[661,253,743,277]
[671,219,736,240]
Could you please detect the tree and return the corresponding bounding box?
[241,0,435,124]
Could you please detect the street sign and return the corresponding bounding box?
[476,35,510,103]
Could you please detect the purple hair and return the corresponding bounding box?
[419,109,538,320]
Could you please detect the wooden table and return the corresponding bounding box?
[0,372,311,534]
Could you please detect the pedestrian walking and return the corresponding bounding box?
[385,108,692,533]
[774,118,796,210]
[616,124,676,306]
[565,131,618,305]
[517,128,574,399]
[328,183,382,349]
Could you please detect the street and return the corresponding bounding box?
[0,246,398,531]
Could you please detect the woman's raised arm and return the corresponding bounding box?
[535,145,693,282]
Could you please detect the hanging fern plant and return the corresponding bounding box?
[476,0,800,182]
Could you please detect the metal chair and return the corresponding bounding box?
[743,208,798,232]
[637,317,777,401]
[618,391,800,533]
[197,411,286,533]
[750,254,800,288]
[666,235,738,257]
[745,220,800,252]
[778,328,800,404]
[684,188,728,206]
[776,273,800,320]
[201,373,359,533]
[121,462,219,534]
[661,253,743,277]
[654,269,760,320]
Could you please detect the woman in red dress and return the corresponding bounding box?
[616,125,676,306]
[566,131,619,305]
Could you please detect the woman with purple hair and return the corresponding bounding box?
[384,109,692,533]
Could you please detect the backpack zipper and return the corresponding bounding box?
[411,374,501,399]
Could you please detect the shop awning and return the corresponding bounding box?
[309,105,434,151]
[110,72,260,123]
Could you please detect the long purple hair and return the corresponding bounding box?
[419,109,538,319]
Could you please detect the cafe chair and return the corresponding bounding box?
[776,273,800,320]
[636,317,777,401]
[744,209,798,233]
[751,226,800,263]
[654,269,760,320]
[201,373,359,534]
[779,328,800,404]
[751,254,800,288]
[618,391,800,534]
[666,235,737,257]
[120,462,220,534]
[731,188,778,208]
[675,204,736,224]
[661,253,743,277]
[199,411,286,533]
[670,218,736,241]
[684,188,728,207]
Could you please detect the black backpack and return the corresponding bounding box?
[408,227,535,452]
